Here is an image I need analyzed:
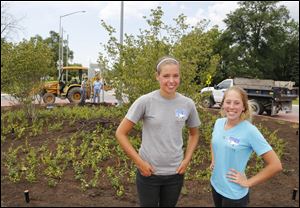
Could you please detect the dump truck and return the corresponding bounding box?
[200,77,298,115]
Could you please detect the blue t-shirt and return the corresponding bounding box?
[93,80,103,90]
[210,118,272,199]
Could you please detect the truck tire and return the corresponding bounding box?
[42,93,56,104]
[249,99,264,115]
[68,87,82,103]
[265,109,272,116]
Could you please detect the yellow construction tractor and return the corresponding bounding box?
[41,66,91,104]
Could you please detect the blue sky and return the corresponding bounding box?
[4,1,299,67]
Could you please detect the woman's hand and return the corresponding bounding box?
[209,161,215,171]
[137,160,154,177]
[226,168,249,187]
[176,159,189,174]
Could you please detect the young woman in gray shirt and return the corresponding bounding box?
[116,56,201,207]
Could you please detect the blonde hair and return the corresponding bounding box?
[156,56,179,74]
[220,86,252,122]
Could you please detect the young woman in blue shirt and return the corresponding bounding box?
[210,86,282,207]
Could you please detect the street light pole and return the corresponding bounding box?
[58,17,62,77]
[66,34,69,66]
[117,1,124,106]
[58,10,86,79]
[120,1,124,46]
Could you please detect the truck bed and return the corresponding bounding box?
[233,77,296,90]
[233,77,274,90]
[233,77,298,101]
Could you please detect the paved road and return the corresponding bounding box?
[1,90,124,107]
[260,105,299,123]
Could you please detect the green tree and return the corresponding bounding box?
[173,19,221,93]
[30,31,74,78]
[279,22,299,86]
[45,31,74,69]
[217,1,299,85]
[98,7,221,103]
[1,38,55,120]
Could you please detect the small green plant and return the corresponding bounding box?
[24,147,39,182]
[48,121,64,131]
[47,178,58,187]
[106,166,125,197]
[89,169,101,188]
[3,146,23,182]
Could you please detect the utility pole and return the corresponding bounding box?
[61,27,64,68]
[66,34,69,66]
[117,1,124,106]
[58,10,86,79]
[120,1,124,46]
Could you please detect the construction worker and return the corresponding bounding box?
[80,75,88,105]
[93,77,103,104]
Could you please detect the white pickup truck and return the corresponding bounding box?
[200,77,298,115]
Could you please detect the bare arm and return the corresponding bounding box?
[210,143,214,170]
[115,118,154,176]
[176,127,199,174]
[227,150,282,187]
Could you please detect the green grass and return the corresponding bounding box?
[292,97,299,105]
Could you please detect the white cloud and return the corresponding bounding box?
[280,1,299,21]
[206,1,238,28]
[187,1,238,29]
[98,2,120,20]
[187,1,298,30]
[179,4,186,11]
[9,1,104,12]
[99,1,159,21]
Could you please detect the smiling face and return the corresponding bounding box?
[222,89,245,122]
[156,63,180,99]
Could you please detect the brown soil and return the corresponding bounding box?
[1,107,299,207]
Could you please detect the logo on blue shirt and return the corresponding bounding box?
[224,136,240,147]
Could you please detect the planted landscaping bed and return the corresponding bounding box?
[1,105,298,207]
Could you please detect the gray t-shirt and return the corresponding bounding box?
[126,90,201,175]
